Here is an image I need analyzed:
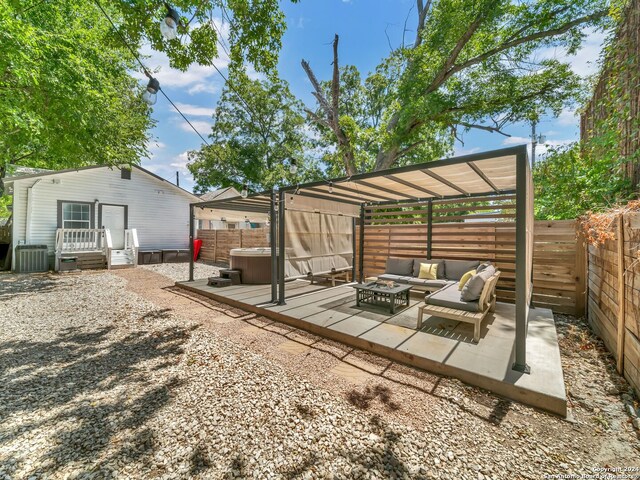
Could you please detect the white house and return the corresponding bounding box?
[4,165,199,271]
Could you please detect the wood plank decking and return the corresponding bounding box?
[175,279,567,416]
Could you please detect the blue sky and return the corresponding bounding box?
[141,0,606,193]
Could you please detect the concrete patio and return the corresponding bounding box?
[176,279,567,416]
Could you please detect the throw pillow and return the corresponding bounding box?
[458,269,477,290]
[418,263,438,280]
[460,266,496,301]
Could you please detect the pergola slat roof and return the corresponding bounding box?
[280,147,519,205]
[189,147,522,214]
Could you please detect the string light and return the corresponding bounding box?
[289,159,298,174]
[160,4,180,40]
[241,183,248,198]
[142,77,160,105]
[328,181,333,194]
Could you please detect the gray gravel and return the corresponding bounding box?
[140,261,222,282]
[0,270,638,479]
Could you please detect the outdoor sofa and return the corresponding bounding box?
[377,257,500,342]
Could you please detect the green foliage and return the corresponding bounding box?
[533,143,633,219]
[306,0,612,171]
[1,1,154,176]
[188,70,322,193]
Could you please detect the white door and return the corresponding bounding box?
[101,205,126,249]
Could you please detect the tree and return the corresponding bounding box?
[303,0,611,174]
[187,70,322,193]
[0,1,154,183]
[533,143,633,219]
[1,0,297,193]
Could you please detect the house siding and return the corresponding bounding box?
[11,167,196,265]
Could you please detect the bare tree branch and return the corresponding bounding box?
[301,59,332,117]
[457,121,512,137]
[413,0,432,48]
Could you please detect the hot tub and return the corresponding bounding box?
[229,247,274,284]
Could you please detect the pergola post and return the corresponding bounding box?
[188,204,195,282]
[512,149,531,374]
[351,216,356,282]
[427,199,433,260]
[358,204,365,282]
[277,190,286,305]
[270,191,277,303]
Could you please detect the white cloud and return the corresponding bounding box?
[454,146,481,156]
[175,119,213,134]
[556,108,579,126]
[135,18,231,96]
[536,27,606,78]
[173,102,215,117]
[503,136,529,146]
[502,135,573,157]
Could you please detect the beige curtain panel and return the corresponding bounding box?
[284,210,353,279]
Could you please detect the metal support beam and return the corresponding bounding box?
[512,150,530,374]
[427,199,433,260]
[270,191,277,303]
[358,204,365,282]
[188,204,195,282]
[351,217,357,282]
[277,190,286,305]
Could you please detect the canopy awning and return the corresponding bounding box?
[280,146,520,206]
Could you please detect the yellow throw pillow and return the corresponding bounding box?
[418,263,438,280]
[458,269,477,290]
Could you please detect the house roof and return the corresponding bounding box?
[3,164,200,200]
[199,186,239,201]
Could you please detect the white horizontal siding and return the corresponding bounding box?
[12,167,196,255]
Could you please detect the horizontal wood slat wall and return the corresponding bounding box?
[356,219,583,315]
[587,212,640,396]
[197,228,269,264]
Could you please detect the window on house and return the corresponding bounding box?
[62,202,91,229]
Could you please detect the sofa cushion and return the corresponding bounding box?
[378,274,412,284]
[425,283,479,312]
[476,262,493,274]
[408,278,451,289]
[444,259,481,281]
[460,265,497,301]
[458,269,477,290]
[418,263,438,280]
[412,258,444,278]
[385,257,414,276]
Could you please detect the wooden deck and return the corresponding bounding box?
[175,279,567,416]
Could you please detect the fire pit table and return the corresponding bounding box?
[352,281,412,314]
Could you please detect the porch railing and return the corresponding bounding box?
[124,229,139,267]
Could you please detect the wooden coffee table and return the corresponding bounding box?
[353,282,412,314]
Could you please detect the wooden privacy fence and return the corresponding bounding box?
[587,213,640,394]
[197,213,585,315]
[355,219,584,315]
[197,228,269,264]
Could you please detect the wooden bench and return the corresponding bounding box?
[417,271,501,343]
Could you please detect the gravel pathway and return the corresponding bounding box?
[140,261,223,282]
[0,268,639,479]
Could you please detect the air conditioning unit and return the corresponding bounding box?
[15,245,49,273]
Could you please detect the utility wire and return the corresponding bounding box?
[92,0,210,146]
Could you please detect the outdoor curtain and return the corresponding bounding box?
[283,210,353,279]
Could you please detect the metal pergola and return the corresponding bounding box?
[187,145,533,373]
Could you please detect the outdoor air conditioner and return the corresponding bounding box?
[14,245,49,273]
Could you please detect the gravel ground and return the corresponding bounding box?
[140,261,223,282]
[1,267,639,479]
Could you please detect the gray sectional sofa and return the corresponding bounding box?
[378,257,482,293]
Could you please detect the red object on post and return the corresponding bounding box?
[193,239,203,261]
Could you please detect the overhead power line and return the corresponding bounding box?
[92,0,210,146]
